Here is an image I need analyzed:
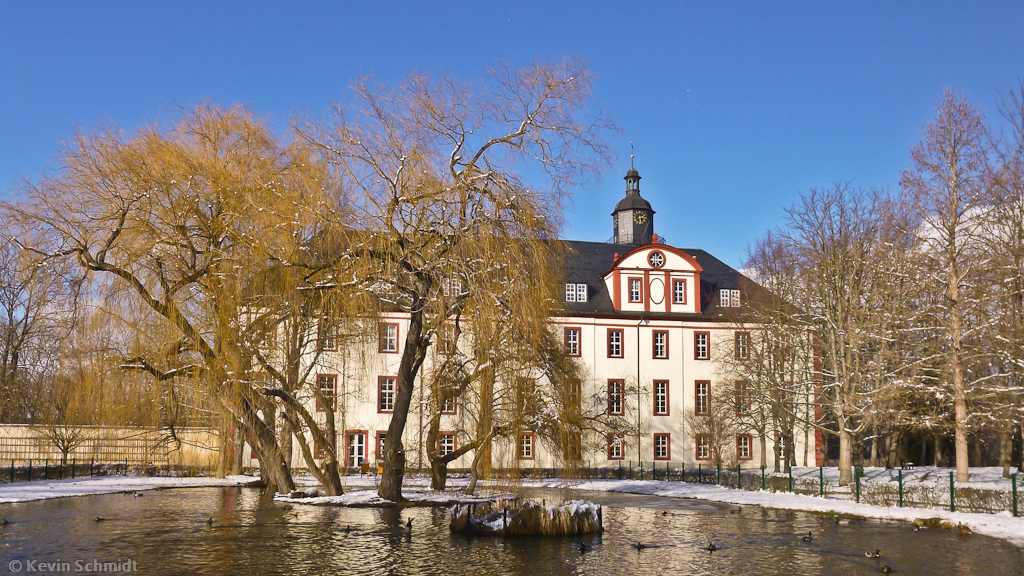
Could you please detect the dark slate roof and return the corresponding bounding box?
[612,190,653,214]
[561,240,763,321]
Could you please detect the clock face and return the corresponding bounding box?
[648,251,665,268]
[633,211,647,225]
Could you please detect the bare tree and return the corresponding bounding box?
[684,384,741,468]
[987,80,1024,475]
[296,59,615,501]
[733,232,812,471]
[780,184,913,484]
[0,219,79,423]
[900,90,994,482]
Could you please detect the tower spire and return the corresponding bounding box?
[611,153,654,246]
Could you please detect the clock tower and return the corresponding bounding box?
[611,164,655,246]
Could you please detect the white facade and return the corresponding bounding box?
[252,243,814,473]
[251,169,816,472]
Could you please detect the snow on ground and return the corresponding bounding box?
[520,477,1024,548]
[275,488,512,507]
[0,475,259,504]
[278,473,515,507]
[776,465,1018,494]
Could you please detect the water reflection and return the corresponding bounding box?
[0,487,1021,575]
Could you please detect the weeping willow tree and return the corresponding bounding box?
[420,278,589,492]
[295,59,615,501]
[9,104,336,495]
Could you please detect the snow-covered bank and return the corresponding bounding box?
[523,477,1024,548]
[0,475,259,504]
[770,465,1018,494]
[278,474,515,507]
[275,488,512,507]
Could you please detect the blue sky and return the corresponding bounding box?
[3,2,1023,267]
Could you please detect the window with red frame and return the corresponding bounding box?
[517,433,535,460]
[608,329,623,358]
[673,279,687,304]
[437,432,456,457]
[653,330,668,359]
[379,323,399,353]
[653,380,669,415]
[737,434,752,460]
[654,433,670,460]
[438,324,457,355]
[318,318,337,351]
[378,376,396,412]
[694,331,710,360]
[376,432,388,460]
[695,380,710,415]
[735,331,750,359]
[735,381,751,415]
[695,434,711,460]
[316,374,337,412]
[607,379,625,415]
[628,278,643,302]
[345,431,365,466]
[607,434,625,460]
[568,378,582,413]
[441,395,457,415]
[564,327,581,356]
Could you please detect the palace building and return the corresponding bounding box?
[262,165,815,472]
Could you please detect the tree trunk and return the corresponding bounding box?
[477,368,494,479]
[999,423,1011,478]
[886,430,901,469]
[838,422,853,486]
[977,434,987,466]
[230,403,251,476]
[934,431,945,467]
[215,407,233,478]
[949,260,971,483]
[279,418,293,468]
[784,431,795,473]
[378,307,427,502]
[1015,420,1024,473]
[230,426,244,475]
[238,396,295,493]
[802,421,809,467]
[1019,421,1024,473]
[870,426,879,467]
[773,431,781,473]
[425,407,443,490]
[431,460,448,490]
[320,458,344,495]
[466,443,488,496]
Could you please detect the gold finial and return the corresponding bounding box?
[630,141,634,168]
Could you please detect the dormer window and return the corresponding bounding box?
[720,289,741,307]
[565,283,588,302]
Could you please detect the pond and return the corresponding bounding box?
[1,486,1021,575]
